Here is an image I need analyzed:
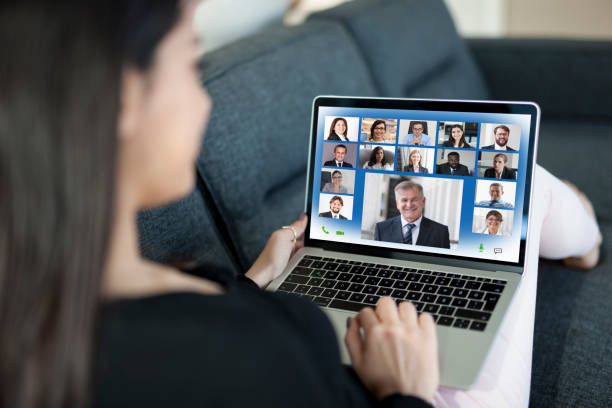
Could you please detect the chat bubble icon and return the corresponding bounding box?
[494,248,502,254]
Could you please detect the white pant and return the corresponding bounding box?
[434,165,601,407]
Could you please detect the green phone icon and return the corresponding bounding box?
[322,226,329,234]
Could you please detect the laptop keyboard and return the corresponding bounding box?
[276,255,507,332]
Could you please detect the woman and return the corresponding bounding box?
[481,210,504,235]
[368,119,387,142]
[363,146,393,171]
[322,170,348,193]
[0,2,438,408]
[403,149,429,174]
[327,117,349,141]
[440,124,472,148]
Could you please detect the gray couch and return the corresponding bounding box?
[137,0,612,405]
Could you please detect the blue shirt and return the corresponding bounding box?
[476,199,513,209]
[400,133,431,146]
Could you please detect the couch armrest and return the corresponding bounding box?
[467,39,612,120]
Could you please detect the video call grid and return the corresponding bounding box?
[319,115,523,237]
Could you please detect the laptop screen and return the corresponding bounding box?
[305,97,539,266]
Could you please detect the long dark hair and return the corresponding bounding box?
[368,146,388,166]
[446,124,468,148]
[0,2,178,407]
[369,119,386,141]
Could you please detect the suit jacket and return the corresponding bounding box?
[374,216,450,249]
[319,211,347,220]
[481,144,516,151]
[327,133,349,141]
[403,165,429,174]
[484,167,516,180]
[323,160,353,168]
[436,162,470,176]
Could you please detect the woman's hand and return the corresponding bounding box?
[345,297,439,404]
[245,214,308,287]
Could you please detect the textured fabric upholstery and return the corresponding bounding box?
[137,187,237,272]
[199,21,377,268]
[309,0,489,100]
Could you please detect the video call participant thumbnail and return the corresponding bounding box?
[362,146,393,171]
[319,195,347,219]
[403,149,429,174]
[374,181,450,248]
[476,182,513,208]
[481,210,504,235]
[326,117,349,141]
[437,152,470,176]
[481,125,516,151]
[484,153,516,180]
[323,144,353,168]
[439,124,472,148]
[400,121,429,146]
[321,170,348,194]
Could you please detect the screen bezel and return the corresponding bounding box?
[304,96,539,269]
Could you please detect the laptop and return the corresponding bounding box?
[268,96,540,389]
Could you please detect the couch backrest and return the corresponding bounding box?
[310,0,489,100]
[199,21,378,268]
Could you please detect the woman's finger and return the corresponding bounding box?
[344,316,364,367]
[398,301,418,330]
[375,296,400,325]
[357,306,380,332]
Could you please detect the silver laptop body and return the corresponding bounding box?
[268,96,540,389]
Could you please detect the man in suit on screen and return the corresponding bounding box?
[319,196,347,219]
[374,181,450,248]
[481,125,516,151]
[323,144,353,168]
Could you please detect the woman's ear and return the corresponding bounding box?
[117,66,146,143]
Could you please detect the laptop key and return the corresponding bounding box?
[438,316,454,326]
[420,275,435,283]
[323,262,339,271]
[365,277,381,286]
[392,289,407,299]
[322,280,337,288]
[308,287,323,296]
[393,280,408,289]
[465,281,481,290]
[278,282,297,292]
[413,302,425,312]
[334,281,350,291]
[439,306,455,316]
[324,271,339,280]
[437,286,453,296]
[310,269,325,278]
[313,297,331,307]
[364,268,378,276]
[329,299,364,312]
[481,283,505,293]
[450,279,465,288]
[336,264,352,272]
[321,289,338,298]
[363,285,378,294]
[348,283,365,292]
[406,273,419,281]
[350,275,366,283]
[311,260,325,268]
[435,277,450,286]
[298,259,313,267]
[422,294,437,303]
[468,291,485,300]
[483,299,499,312]
[453,288,468,298]
[349,293,366,303]
[377,287,393,296]
[424,304,439,314]
[336,291,351,300]
[423,284,437,293]
[392,271,407,280]
[470,321,487,331]
[453,319,470,329]
[455,308,491,322]
[451,298,468,307]
[408,282,424,291]
[307,277,323,286]
[406,291,421,301]
[380,279,394,287]
[364,295,380,305]
[435,296,452,305]
[378,269,392,278]
[286,274,309,285]
[350,266,365,274]
[467,300,484,310]
[492,279,507,285]
[293,267,311,276]
[337,273,352,281]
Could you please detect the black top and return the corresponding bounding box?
[93,270,432,408]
